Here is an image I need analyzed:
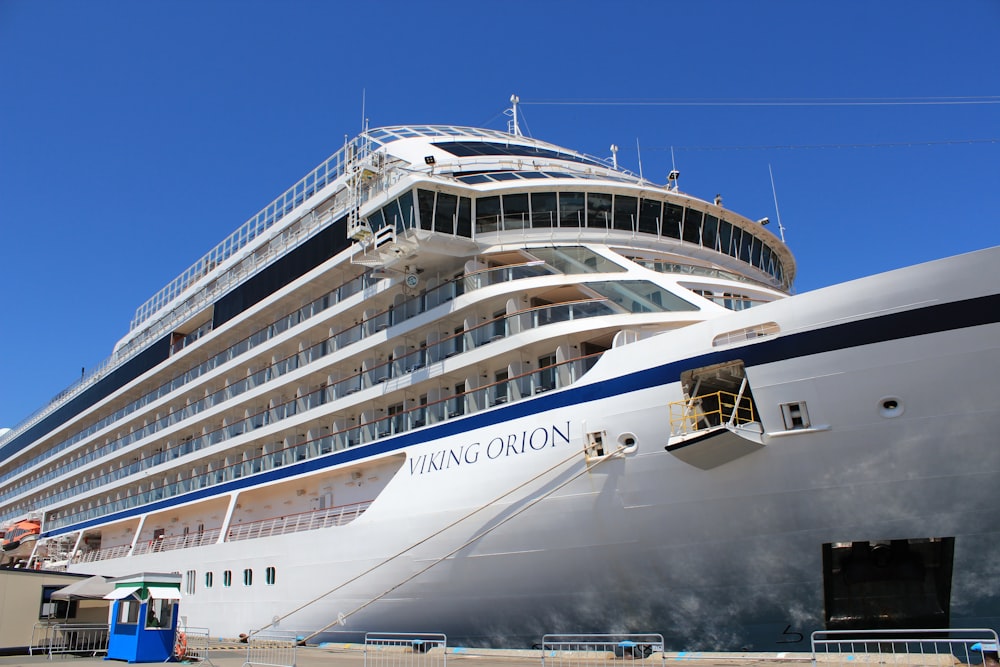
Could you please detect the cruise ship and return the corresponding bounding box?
[2,101,998,650]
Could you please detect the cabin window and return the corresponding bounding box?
[185,570,196,595]
[205,572,213,588]
[243,568,253,586]
[223,570,232,587]
[266,567,276,586]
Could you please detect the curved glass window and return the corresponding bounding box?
[638,199,661,235]
[613,195,637,232]
[663,203,683,239]
[587,193,612,228]
[559,192,585,227]
[531,192,557,227]
[466,188,786,286]
[683,209,703,245]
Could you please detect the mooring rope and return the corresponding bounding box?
[251,443,625,641]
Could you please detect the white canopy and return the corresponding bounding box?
[51,575,113,600]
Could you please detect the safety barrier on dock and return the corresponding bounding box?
[541,634,665,667]
[28,622,109,658]
[811,628,1000,666]
[175,626,218,665]
[364,633,447,667]
[243,631,299,667]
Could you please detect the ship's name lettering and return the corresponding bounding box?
[408,421,571,476]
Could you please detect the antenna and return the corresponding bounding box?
[635,138,644,180]
[610,144,619,170]
[768,164,787,243]
[509,94,522,136]
[361,88,366,134]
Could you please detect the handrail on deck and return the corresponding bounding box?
[668,390,756,437]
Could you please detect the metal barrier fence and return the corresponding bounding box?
[541,634,665,667]
[244,630,299,667]
[364,633,447,667]
[176,626,217,665]
[811,628,1000,667]
[28,622,109,658]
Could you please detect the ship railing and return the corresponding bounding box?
[72,542,133,564]
[227,501,373,542]
[46,351,603,532]
[132,527,222,556]
[0,256,553,498]
[29,622,109,658]
[41,300,609,531]
[811,628,999,667]
[540,634,665,667]
[668,390,756,437]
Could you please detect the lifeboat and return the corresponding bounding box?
[1,518,41,557]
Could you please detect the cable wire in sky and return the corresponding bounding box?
[522,96,1000,107]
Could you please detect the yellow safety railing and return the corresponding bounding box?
[669,390,756,436]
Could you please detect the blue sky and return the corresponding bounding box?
[1,0,998,430]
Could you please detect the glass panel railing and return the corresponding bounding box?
[1,260,561,497]
[43,348,604,531]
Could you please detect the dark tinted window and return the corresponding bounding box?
[417,189,435,230]
[456,197,472,237]
[559,192,585,226]
[502,193,529,229]
[587,193,612,228]
[638,199,661,235]
[683,209,703,245]
[475,196,501,233]
[613,195,637,232]
[435,193,457,234]
[531,192,557,227]
[433,141,605,167]
[702,214,719,251]
[663,203,683,238]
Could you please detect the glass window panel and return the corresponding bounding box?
[559,192,585,227]
[741,229,754,263]
[397,190,415,230]
[531,192,557,227]
[613,195,637,231]
[702,214,719,251]
[587,280,699,312]
[683,208,703,245]
[434,192,457,234]
[663,203,683,238]
[368,207,385,230]
[751,235,763,267]
[729,226,742,258]
[456,197,472,237]
[719,220,733,255]
[638,199,661,235]
[475,196,501,233]
[417,189,435,231]
[502,193,529,230]
[587,192,612,228]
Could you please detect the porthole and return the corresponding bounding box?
[879,396,904,418]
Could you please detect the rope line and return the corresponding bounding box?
[250,443,621,640]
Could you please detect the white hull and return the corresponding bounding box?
[68,247,1000,650]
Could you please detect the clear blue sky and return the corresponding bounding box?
[1,0,998,430]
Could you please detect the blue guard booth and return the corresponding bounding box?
[103,573,182,662]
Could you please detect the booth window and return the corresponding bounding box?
[145,598,174,630]
[117,599,140,625]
